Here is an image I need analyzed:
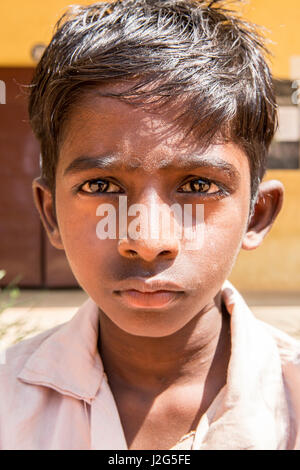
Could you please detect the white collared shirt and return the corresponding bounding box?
[0,281,299,450]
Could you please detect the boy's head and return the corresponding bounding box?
[30,0,283,337]
[30,0,277,215]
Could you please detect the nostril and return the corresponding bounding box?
[127,249,138,257]
[159,250,171,256]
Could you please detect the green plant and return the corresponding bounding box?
[0,270,39,346]
[0,270,21,313]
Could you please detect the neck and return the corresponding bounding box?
[98,293,231,397]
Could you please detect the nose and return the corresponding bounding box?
[117,193,181,262]
[118,236,180,262]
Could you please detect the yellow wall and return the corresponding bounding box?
[241,0,300,78]
[1,0,300,77]
[229,170,300,292]
[0,0,93,67]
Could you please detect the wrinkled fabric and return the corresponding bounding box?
[0,280,299,450]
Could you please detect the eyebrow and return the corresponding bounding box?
[63,154,240,180]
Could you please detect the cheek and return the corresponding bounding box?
[206,208,246,266]
[208,198,248,246]
[55,193,115,282]
[182,198,249,285]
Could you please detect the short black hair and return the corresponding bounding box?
[28,0,277,215]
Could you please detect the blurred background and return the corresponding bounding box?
[0,0,299,346]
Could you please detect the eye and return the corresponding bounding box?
[78,179,123,194]
[178,178,220,194]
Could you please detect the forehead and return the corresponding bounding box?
[60,92,188,159]
[58,89,250,178]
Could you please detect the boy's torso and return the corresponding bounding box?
[0,282,299,450]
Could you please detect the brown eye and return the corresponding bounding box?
[179,178,218,193]
[80,179,121,194]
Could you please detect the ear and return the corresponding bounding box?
[32,177,64,250]
[242,180,284,251]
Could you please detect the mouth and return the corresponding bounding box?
[113,278,185,309]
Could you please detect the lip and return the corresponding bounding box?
[116,290,182,308]
[113,278,185,309]
[114,278,185,293]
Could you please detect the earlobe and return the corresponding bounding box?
[242,180,284,251]
[32,177,64,250]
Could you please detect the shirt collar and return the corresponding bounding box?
[17,297,104,404]
[200,281,290,449]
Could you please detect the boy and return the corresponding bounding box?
[0,0,299,450]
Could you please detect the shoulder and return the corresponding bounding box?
[260,323,300,449]
[258,320,300,366]
[0,323,65,387]
[222,281,300,366]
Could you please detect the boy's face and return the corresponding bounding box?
[33,88,283,337]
